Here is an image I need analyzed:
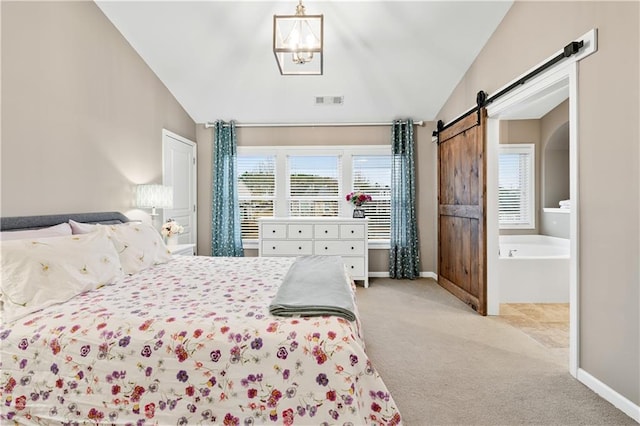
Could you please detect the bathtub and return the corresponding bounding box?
[498,235,569,303]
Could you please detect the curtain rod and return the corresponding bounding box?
[204,120,424,129]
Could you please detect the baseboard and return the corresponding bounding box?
[421,271,438,280]
[576,368,640,423]
[368,271,438,280]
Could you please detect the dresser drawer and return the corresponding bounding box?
[258,218,369,288]
[314,224,339,239]
[287,224,313,239]
[262,224,287,239]
[262,240,313,256]
[342,257,365,278]
[314,240,365,256]
[340,224,366,239]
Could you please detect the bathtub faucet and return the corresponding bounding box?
[508,249,518,257]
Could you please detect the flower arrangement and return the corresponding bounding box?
[345,191,372,207]
[161,219,184,238]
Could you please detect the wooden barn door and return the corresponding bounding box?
[438,109,487,315]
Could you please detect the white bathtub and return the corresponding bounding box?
[499,235,569,303]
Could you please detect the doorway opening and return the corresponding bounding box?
[484,26,599,378]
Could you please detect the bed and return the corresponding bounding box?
[0,212,401,425]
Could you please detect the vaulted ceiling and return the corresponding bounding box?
[96,1,513,124]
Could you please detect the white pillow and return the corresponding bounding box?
[0,222,72,241]
[1,227,124,323]
[69,219,98,235]
[102,222,172,275]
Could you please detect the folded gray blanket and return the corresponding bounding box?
[269,255,356,321]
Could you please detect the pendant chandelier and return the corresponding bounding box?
[273,0,323,75]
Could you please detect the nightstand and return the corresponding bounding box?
[168,243,196,256]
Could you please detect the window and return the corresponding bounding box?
[498,144,535,229]
[352,155,391,239]
[288,155,340,217]
[237,146,391,245]
[237,155,276,239]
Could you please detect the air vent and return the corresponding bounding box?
[315,95,344,106]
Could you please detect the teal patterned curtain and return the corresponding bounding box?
[389,119,420,279]
[212,120,244,257]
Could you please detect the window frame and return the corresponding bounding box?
[237,145,391,249]
[498,143,536,229]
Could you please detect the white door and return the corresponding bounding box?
[162,129,197,249]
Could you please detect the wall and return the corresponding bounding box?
[541,100,570,208]
[437,1,639,408]
[196,123,438,275]
[540,100,570,238]
[1,1,195,219]
[498,103,571,239]
[498,119,541,235]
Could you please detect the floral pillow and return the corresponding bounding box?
[103,222,172,275]
[0,227,124,323]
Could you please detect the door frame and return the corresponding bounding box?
[162,129,197,247]
[485,28,597,378]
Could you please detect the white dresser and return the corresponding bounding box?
[259,217,369,287]
[168,243,195,256]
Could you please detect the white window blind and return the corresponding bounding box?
[498,144,535,229]
[353,155,391,239]
[237,155,276,239]
[288,155,340,217]
[237,146,392,244]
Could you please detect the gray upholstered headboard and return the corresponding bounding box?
[0,212,130,232]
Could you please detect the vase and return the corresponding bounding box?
[166,235,178,246]
[352,208,365,218]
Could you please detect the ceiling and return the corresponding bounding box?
[95,1,514,125]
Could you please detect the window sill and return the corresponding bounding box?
[543,208,570,214]
[499,225,536,230]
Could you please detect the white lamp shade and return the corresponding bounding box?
[136,185,173,209]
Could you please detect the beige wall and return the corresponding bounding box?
[1,1,195,218]
[498,119,541,235]
[540,101,570,238]
[541,100,570,209]
[196,123,438,274]
[497,107,571,238]
[437,1,639,406]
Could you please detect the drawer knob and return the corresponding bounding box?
[350,265,354,269]
[351,246,354,250]
[298,230,302,233]
[325,247,328,250]
[272,230,276,233]
[298,246,302,250]
[351,230,354,234]
[324,230,328,233]
[272,246,276,250]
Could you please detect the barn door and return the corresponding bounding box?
[438,109,487,315]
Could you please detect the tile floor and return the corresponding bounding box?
[498,303,569,351]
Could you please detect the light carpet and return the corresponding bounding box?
[355,277,637,426]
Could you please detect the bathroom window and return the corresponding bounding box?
[498,144,535,229]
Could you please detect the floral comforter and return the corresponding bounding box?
[0,256,401,425]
